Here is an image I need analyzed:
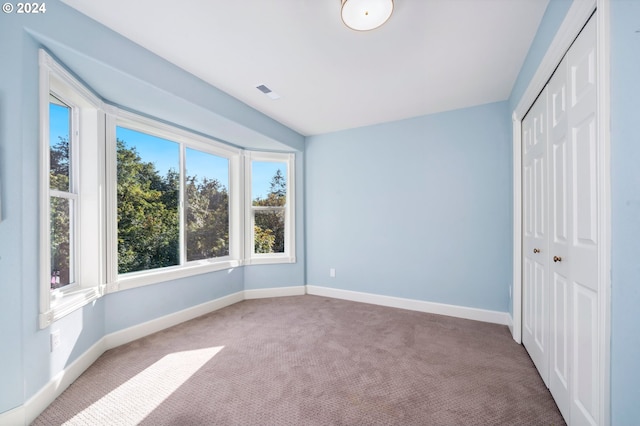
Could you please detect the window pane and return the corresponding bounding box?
[116,127,180,274]
[252,162,287,207]
[50,197,73,289]
[185,148,230,261]
[49,96,71,192]
[255,210,285,254]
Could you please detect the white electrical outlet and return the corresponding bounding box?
[51,329,61,352]
[329,268,336,278]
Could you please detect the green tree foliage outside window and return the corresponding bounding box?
[116,138,231,273]
[50,136,72,288]
[117,139,180,273]
[253,168,286,254]
[186,175,229,261]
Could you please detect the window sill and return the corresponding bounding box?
[114,259,242,292]
[39,286,102,328]
[244,255,296,266]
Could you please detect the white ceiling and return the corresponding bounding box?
[61,0,549,136]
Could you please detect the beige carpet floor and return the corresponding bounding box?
[33,295,565,425]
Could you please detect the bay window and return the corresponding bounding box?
[39,49,297,327]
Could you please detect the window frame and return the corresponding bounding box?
[48,93,79,291]
[105,109,243,293]
[39,50,105,328]
[244,151,296,265]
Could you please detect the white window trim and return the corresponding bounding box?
[244,151,296,265]
[105,108,244,293]
[39,50,105,329]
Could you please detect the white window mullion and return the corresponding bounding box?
[71,106,80,192]
[104,110,119,293]
[243,151,253,262]
[70,105,80,291]
[179,143,186,266]
[230,152,243,262]
[39,52,53,327]
[250,208,256,259]
[49,190,78,200]
[286,152,295,261]
[252,206,285,212]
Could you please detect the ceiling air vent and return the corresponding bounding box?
[256,84,281,100]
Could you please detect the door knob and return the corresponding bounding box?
[553,256,562,263]
[533,248,540,254]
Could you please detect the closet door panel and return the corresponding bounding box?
[573,284,598,425]
[567,16,599,426]
[552,271,569,389]
[523,257,534,336]
[552,140,568,243]
[573,116,598,249]
[548,55,572,420]
[521,89,549,385]
[550,72,568,246]
[534,262,546,351]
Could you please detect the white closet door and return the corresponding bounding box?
[522,88,549,386]
[565,16,599,425]
[522,15,599,426]
[548,52,572,420]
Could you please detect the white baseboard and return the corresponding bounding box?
[104,291,244,349]
[23,338,106,425]
[243,286,305,300]
[5,288,287,425]
[305,285,510,326]
[506,313,514,338]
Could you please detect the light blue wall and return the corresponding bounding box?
[305,102,513,312]
[610,1,640,422]
[105,269,244,334]
[0,15,30,411]
[509,0,573,112]
[0,0,304,414]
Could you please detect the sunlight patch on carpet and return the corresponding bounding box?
[63,346,224,425]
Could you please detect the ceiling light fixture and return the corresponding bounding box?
[341,0,394,32]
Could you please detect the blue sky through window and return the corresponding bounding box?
[49,103,69,149]
[185,147,228,189]
[252,161,286,201]
[117,127,180,181]
[115,127,284,199]
[49,122,284,200]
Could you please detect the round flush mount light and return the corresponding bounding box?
[341,0,394,31]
